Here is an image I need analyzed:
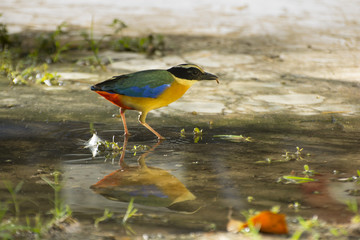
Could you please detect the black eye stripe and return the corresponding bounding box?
[166,63,212,81]
[188,68,201,75]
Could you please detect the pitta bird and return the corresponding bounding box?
[91,64,219,139]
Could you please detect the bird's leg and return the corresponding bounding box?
[138,112,165,140]
[137,140,163,169]
[119,108,131,136]
[119,134,129,167]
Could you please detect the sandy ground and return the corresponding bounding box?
[1,0,360,119]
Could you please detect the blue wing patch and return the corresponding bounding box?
[128,185,167,198]
[115,84,170,98]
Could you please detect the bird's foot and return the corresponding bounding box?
[157,136,166,141]
[124,132,131,137]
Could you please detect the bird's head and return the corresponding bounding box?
[167,64,219,84]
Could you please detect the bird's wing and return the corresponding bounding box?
[93,70,174,98]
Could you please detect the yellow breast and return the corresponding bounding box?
[121,78,197,113]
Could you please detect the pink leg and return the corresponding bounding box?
[138,112,165,140]
[140,122,165,140]
[138,140,163,168]
[119,134,129,167]
[119,108,130,136]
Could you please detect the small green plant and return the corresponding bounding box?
[97,138,123,161]
[1,50,62,86]
[112,34,165,56]
[258,146,309,164]
[0,182,44,239]
[13,63,61,86]
[0,216,31,240]
[95,137,148,161]
[122,198,138,225]
[278,175,316,184]
[282,146,308,162]
[329,227,348,238]
[0,50,16,80]
[51,22,70,62]
[278,165,317,184]
[350,170,360,184]
[180,128,186,138]
[193,127,203,143]
[0,14,11,50]
[109,18,165,56]
[302,164,316,177]
[3,181,23,219]
[0,176,78,239]
[279,164,319,184]
[288,201,301,212]
[240,209,262,240]
[120,198,138,235]
[294,147,304,159]
[80,19,107,70]
[131,145,149,156]
[93,199,138,234]
[94,208,113,228]
[29,22,70,63]
[356,170,360,184]
[270,205,281,214]
[247,196,254,203]
[109,18,127,34]
[346,199,360,223]
[338,170,360,184]
[41,171,72,226]
[291,216,320,240]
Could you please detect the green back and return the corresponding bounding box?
[111,69,175,88]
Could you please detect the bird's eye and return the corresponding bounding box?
[189,69,200,76]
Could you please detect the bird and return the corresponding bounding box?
[91,63,219,139]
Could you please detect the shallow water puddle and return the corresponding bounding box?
[0,117,359,235]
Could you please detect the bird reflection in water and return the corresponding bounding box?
[91,137,197,209]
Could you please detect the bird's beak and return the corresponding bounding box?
[201,72,219,84]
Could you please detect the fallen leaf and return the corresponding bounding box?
[280,175,316,184]
[213,135,253,142]
[227,211,288,234]
[244,211,288,234]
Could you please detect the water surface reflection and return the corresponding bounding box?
[91,139,197,210]
[1,119,359,234]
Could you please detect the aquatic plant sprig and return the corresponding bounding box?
[213,134,253,143]
[94,208,113,228]
[257,146,310,164]
[282,146,307,161]
[0,14,11,50]
[277,164,317,184]
[302,164,316,177]
[41,171,73,226]
[80,18,113,70]
[338,170,360,184]
[92,199,139,236]
[193,127,203,143]
[3,181,23,219]
[0,182,46,239]
[0,51,62,86]
[51,22,70,63]
[291,216,320,240]
[131,145,149,156]
[97,138,124,162]
[122,198,137,225]
[346,199,360,223]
